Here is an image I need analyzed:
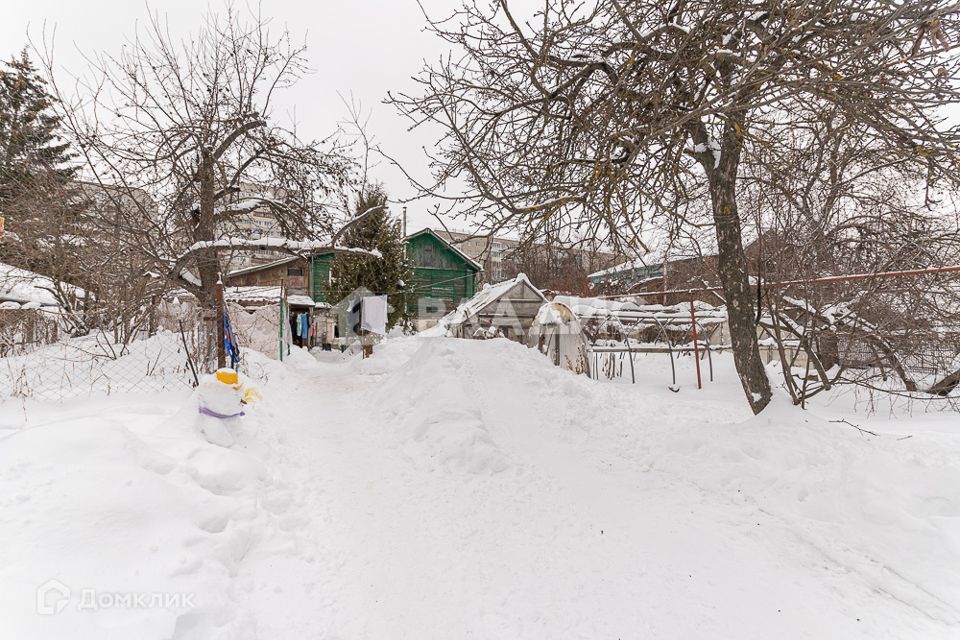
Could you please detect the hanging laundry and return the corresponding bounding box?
[361,295,388,335]
[300,313,310,340]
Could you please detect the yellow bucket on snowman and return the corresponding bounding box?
[199,368,259,419]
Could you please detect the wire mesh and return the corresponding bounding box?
[0,309,215,403]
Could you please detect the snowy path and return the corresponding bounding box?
[236,338,959,638]
[2,336,959,639]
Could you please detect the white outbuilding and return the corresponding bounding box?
[440,273,547,343]
[528,301,591,376]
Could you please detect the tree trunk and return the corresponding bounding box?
[709,174,773,414]
[196,149,224,369]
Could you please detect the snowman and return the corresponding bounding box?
[195,368,258,446]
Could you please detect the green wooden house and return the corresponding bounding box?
[403,228,482,322]
[308,228,482,325]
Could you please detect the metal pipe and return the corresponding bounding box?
[624,337,636,384]
[652,315,677,389]
[590,345,731,353]
[689,298,702,390]
[705,333,714,382]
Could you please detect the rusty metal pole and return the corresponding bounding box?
[689,297,703,389]
[215,278,226,370]
[596,263,960,302]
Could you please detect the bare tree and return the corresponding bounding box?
[738,109,960,404]
[743,110,960,404]
[391,0,960,413]
[40,7,373,317]
[505,236,594,295]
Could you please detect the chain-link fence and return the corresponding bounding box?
[0,308,63,357]
[0,296,297,403]
[0,307,215,403]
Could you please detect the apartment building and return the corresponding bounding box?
[219,185,286,273]
[437,231,517,282]
[438,230,618,288]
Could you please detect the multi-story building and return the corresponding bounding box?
[438,229,618,289]
[219,184,287,273]
[435,231,518,282]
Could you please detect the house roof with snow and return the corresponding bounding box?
[0,262,87,310]
[588,258,655,280]
[444,273,547,327]
[554,295,726,326]
[223,286,326,309]
[227,255,301,278]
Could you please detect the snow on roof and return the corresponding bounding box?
[533,300,579,327]
[555,295,643,315]
[0,262,86,308]
[223,286,317,307]
[165,286,327,309]
[224,286,282,304]
[554,295,726,323]
[223,286,320,308]
[288,294,319,308]
[227,255,300,277]
[588,258,651,280]
[444,273,546,327]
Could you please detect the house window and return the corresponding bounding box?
[422,244,436,267]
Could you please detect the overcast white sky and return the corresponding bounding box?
[2,0,480,233]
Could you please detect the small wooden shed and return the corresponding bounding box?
[443,273,547,343]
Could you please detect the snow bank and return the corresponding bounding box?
[0,392,272,638]
[346,338,960,636]
[1,334,958,638]
[368,339,511,474]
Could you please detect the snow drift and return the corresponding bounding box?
[1,335,958,639]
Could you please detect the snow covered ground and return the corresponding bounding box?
[1,335,958,639]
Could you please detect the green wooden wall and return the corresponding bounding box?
[310,254,334,303]
[404,232,479,317]
[309,231,480,319]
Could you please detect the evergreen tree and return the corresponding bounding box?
[0,49,93,325]
[0,49,77,204]
[327,186,411,327]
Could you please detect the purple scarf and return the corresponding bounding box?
[198,406,245,419]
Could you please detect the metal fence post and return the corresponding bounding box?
[689,297,703,389]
